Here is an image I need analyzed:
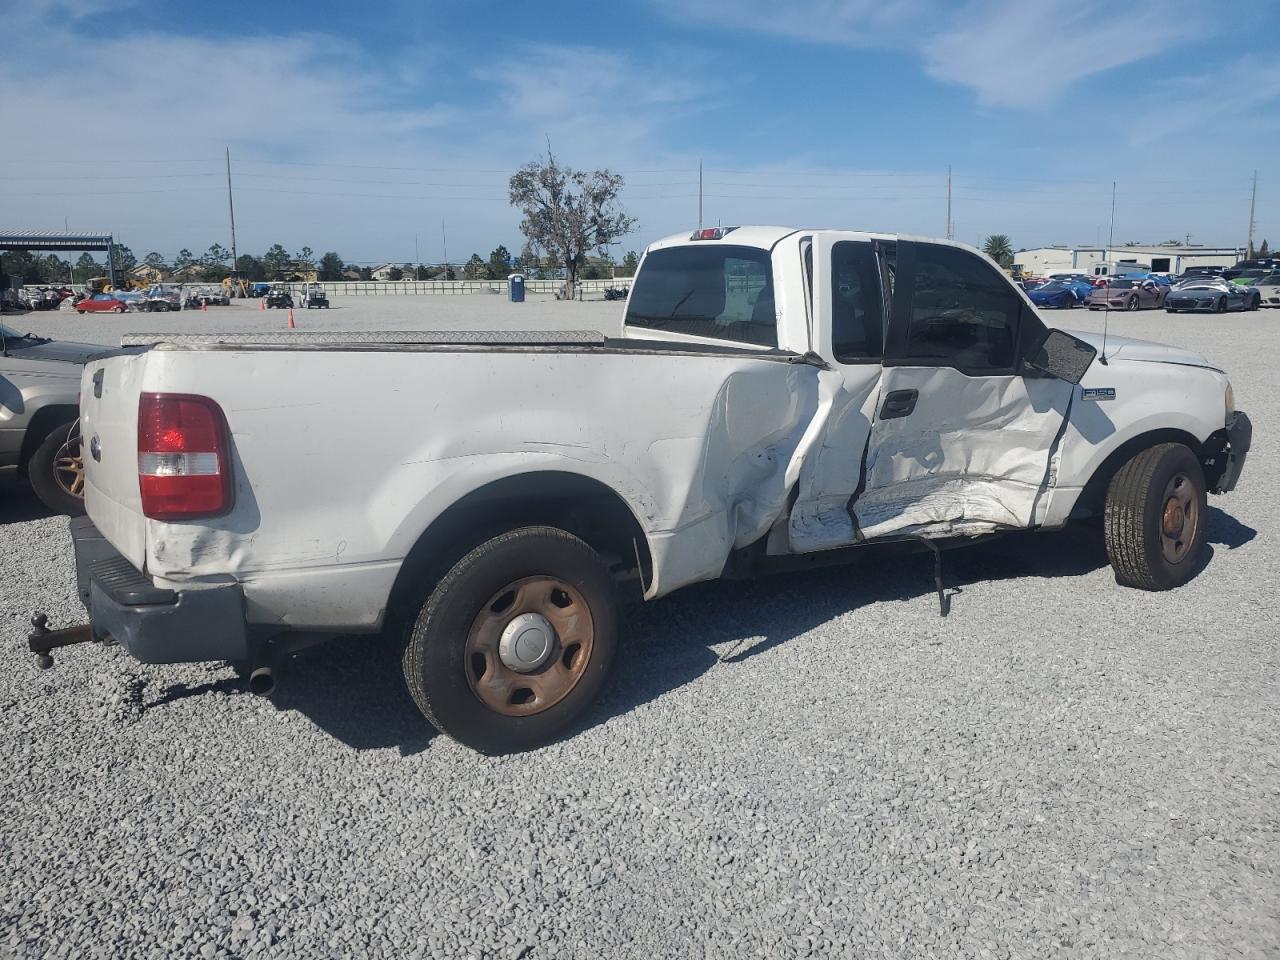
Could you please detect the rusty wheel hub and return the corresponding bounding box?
[464,576,594,717]
[1159,472,1199,565]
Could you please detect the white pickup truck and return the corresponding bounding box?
[49,226,1250,753]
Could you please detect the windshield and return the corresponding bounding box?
[0,322,17,338]
[1037,281,1067,291]
[1108,279,1134,289]
[625,244,777,347]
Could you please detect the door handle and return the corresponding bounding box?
[880,388,918,420]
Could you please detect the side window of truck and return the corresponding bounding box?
[625,245,777,347]
[902,244,1022,373]
[830,241,884,361]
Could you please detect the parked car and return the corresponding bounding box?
[74,294,127,314]
[304,284,329,309]
[265,287,294,309]
[1165,281,1261,313]
[1229,269,1271,287]
[59,226,1250,754]
[1223,258,1277,280]
[1249,270,1280,307]
[1086,277,1168,311]
[139,285,181,312]
[1027,280,1083,308]
[1,323,101,514]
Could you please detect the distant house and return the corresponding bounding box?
[129,263,169,284]
[370,262,411,281]
[341,269,362,281]
[280,260,319,283]
[170,263,208,283]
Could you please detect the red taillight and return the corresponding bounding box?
[689,226,738,241]
[138,393,233,520]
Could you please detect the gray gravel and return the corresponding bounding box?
[2,300,1277,959]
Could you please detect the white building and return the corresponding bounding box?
[1015,244,1242,277]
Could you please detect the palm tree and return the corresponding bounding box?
[982,234,1014,268]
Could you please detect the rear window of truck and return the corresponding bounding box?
[625,245,777,347]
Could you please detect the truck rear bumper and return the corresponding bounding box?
[71,516,249,664]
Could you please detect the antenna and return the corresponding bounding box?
[1100,180,1116,365]
[698,161,703,230]
[946,166,953,240]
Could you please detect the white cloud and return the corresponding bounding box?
[656,0,1203,108]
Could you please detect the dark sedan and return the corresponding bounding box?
[1086,277,1168,311]
[1165,282,1260,313]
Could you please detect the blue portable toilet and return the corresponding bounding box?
[508,273,525,303]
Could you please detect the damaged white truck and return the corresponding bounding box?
[35,226,1250,753]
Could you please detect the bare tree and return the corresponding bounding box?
[509,149,635,300]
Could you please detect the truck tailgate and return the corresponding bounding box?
[79,353,148,570]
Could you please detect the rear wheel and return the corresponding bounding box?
[1104,443,1206,590]
[1215,296,1227,313]
[1250,294,1261,311]
[402,526,618,753]
[28,420,86,516]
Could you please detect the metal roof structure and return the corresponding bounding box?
[0,232,119,286]
[0,232,114,252]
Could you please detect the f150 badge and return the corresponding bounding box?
[1081,387,1116,401]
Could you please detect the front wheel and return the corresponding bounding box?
[1104,443,1206,590]
[28,420,86,516]
[1215,297,1227,313]
[1250,294,1261,311]
[402,526,618,753]
[1126,295,1139,311]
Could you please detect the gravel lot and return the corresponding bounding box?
[2,297,1277,959]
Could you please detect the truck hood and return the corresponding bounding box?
[1065,330,1214,369]
[2,338,107,364]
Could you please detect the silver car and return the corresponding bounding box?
[1,323,102,514]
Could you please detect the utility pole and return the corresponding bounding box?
[414,233,420,280]
[1246,169,1257,257]
[698,161,703,230]
[441,220,449,275]
[225,147,239,294]
[946,166,953,240]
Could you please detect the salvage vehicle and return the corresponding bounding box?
[1249,271,1280,307]
[304,284,329,309]
[47,226,1250,754]
[1164,280,1260,313]
[265,287,294,309]
[1086,277,1168,311]
[1,323,98,514]
[1027,280,1083,308]
[74,293,128,314]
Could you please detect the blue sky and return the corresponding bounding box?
[2,0,1277,264]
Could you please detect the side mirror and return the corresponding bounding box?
[1025,328,1097,384]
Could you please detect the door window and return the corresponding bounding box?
[901,244,1024,373]
[830,241,884,361]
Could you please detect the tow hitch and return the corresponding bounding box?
[28,613,106,669]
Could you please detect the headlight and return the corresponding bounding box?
[1225,382,1234,418]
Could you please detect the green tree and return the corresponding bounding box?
[414,264,431,280]
[387,266,403,281]
[262,244,290,279]
[487,245,512,280]
[201,243,230,267]
[72,252,103,283]
[508,149,636,300]
[358,265,373,281]
[1258,239,1270,258]
[295,246,316,267]
[144,251,168,269]
[618,250,640,277]
[981,234,1014,268]
[235,254,266,282]
[174,249,194,270]
[318,252,345,281]
[463,253,486,280]
[112,244,137,274]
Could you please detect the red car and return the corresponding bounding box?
[75,294,127,314]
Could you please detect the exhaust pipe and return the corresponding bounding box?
[248,666,276,697]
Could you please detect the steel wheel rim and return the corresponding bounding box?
[464,576,594,717]
[53,436,85,499]
[1159,471,1199,565]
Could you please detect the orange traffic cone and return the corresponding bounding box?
[259,298,265,311]
[287,308,295,329]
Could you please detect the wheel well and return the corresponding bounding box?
[1071,428,1204,519]
[18,405,78,475]
[383,472,653,636]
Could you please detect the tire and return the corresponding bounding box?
[115,305,126,313]
[402,526,618,753]
[1166,308,1179,314]
[28,420,87,517]
[1250,294,1261,311]
[1126,295,1139,311]
[1214,297,1227,313]
[76,309,85,315]
[1104,443,1206,591]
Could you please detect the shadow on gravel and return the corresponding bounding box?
[582,524,1114,731]
[1203,505,1257,549]
[0,480,52,525]
[270,632,436,757]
